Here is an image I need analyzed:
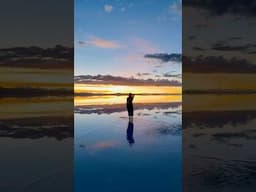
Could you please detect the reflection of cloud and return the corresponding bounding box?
[146,123,181,136]
[184,155,256,191]
[157,124,181,136]
[144,53,182,63]
[75,102,182,115]
[75,74,181,86]
[0,117,73,140]
[183,111,256,129]
[104,4,113,13]
[88,140,118,150]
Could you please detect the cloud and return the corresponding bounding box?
[75,75,181,86]
[163,72,182,78]
[136,73,151,77]
[78,37,122,49]
[104,4,113,13]
[192,46,206,51]
[89,37,121,48]
[183,55,256,73]
[78,41,86,46]
[183,0,256,16]
[211,42,256,52]
[0,45,73,69]
[144,53,182,63]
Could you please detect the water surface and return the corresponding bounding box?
[75,95,182,192]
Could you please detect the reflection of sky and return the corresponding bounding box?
[75,0,181,79]
[75,104,181,191]
[184,113,256,191]
[0,137,73,191]
[183,94,256,191]
[0,97,72,119]
[0,67,73,89]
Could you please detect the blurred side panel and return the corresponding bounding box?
[183,0,256,191]
[0,0,74,191]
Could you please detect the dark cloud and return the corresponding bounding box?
[184,0,256,16]
[78,41,86,45]
[0,87,72,97]
[136,72,151,77]
[163,73,182,78]
[192,46,206,51]
[212,43,250,51]
[183,55,256,73]
[0,45,73,69]
[144,53,181,63]
[212,42,256,52]
[75,74,181,86]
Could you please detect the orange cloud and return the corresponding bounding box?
[86,37,122,49]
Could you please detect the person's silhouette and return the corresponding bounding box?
[126,117,135,146]
[126,93,135,117]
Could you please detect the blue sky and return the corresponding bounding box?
[75,0,181,81]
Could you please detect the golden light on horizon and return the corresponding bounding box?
[0,67,73,89]
[75,95,182,106]
[75,83,182,94]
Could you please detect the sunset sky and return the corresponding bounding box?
[75,0,182,94]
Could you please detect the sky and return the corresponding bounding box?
[0,0,73,48]
[75,0,182,83]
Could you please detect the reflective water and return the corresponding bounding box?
[183,94,256,192]
[75,95,182,192]
[0,97,73,192]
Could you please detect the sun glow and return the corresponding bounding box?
[75,83,182,94]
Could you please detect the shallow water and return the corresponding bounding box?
[183,94,256,192]
[0,96,73,192]
[75,95,182,192]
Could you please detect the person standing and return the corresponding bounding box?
[126,93,135,117]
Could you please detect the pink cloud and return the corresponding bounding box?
[78,36,122,49]
[89,37,121,48]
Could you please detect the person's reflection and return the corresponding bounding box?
[126,117,135,146]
